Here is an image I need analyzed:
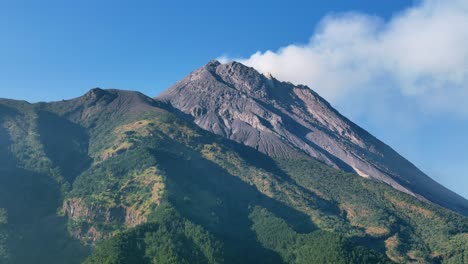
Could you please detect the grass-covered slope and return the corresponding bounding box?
[0,88,466,263]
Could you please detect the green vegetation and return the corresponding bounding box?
[0,208,8,262]
[0,90,466,263]
[249,206,391,263]
[276,158,468,262]
[85,204,223,264]
[0,102,90,264]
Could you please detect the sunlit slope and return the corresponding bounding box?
[0,88,465,263]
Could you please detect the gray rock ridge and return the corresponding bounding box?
[157,60,468,215]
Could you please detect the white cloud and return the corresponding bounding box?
[227,0,468,120]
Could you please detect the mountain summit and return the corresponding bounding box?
[158,60,468,215]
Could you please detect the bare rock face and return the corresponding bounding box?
[157,60,468,215]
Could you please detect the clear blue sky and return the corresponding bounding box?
[0,0,411,101]
[1,0,467,199]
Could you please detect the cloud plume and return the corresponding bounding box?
[225,0,468,121]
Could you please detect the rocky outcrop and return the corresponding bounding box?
[62,165,165,243]
[157,60,468,215]
[64,198,126,224]
[63,198,126,243]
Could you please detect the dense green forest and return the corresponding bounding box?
[0,89,466,263]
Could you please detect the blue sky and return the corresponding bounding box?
[0,0,410,101]
[1,0,467,199]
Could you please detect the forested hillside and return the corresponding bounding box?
[0,88,465,263]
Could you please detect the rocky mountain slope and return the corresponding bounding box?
[158,60,468,216]
[0,83,466,262]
